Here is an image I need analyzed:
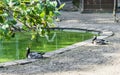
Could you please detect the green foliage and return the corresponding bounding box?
[0,0,65,41]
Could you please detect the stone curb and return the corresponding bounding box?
[0,28,114,68]
[0,59,37,68]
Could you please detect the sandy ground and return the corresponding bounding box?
[0,11,120,75]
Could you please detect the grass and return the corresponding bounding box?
[0,30,95,63]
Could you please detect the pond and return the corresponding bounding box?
[0,28,96,63]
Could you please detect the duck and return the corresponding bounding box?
[92,36,108,45]
[26,47,44,59]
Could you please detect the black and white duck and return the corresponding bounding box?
[26,47,44,59]
[92,36,108,45]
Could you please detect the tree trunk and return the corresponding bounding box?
[113,0,118,22]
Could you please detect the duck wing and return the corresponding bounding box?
[28,52,43,59]
[95,39,106,45]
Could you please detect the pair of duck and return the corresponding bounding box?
[26,36,108,59]
[92,36,108,45]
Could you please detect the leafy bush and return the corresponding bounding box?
[0,0,65,41]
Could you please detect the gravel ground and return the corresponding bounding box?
[0,11,120,75]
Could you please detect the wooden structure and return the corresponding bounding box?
[79,0,117,12]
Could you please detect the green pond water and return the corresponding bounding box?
[0,30,94,63]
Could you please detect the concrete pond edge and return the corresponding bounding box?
[0,27,114,68]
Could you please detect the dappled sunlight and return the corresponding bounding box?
[0,0,120,74]
[36,71,93,75]
[0,58,14,63]
[85,42,97,46]
[102,52,120,64]
[64,19,80,23]
[103,53,120,57]
[92,18,114,23]
[0,73,17,75]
